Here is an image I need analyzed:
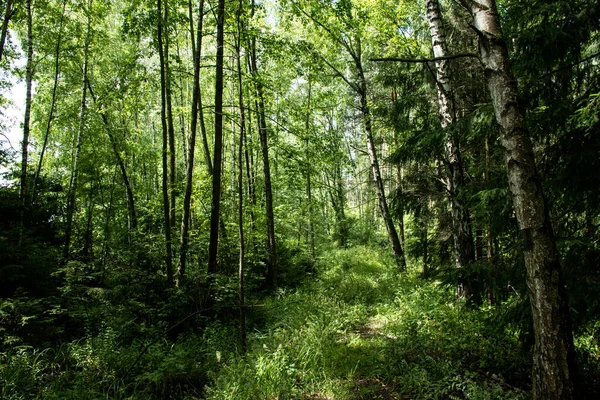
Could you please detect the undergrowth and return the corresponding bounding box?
[5,245,596,398]
[206,246,531,399]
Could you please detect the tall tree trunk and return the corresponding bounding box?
[358,71,405,268]
[463,1,574,398]
[207,0,226,275]
[0,0,14,63]
[157,0,174,284]
[178,0,205,286]
[19,0,33,245]
[33,0,67,201]
[64,1,92,260]
[425,0,475,294]
[164,0,177,232]
[87,82,137,232]
[82,180,95,261]
[243,78,256,229]
[249,2,277,289]
[304,74,315,258]
[235,0,247,351]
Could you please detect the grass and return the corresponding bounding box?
[206,246,530,399]
[0,245,546,399]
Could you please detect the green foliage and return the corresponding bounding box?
[206,246,532,399]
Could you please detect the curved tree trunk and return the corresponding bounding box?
[463,0,574,398]
[87,82,137,232]
[425,0,475,294]
[358,68,405,268]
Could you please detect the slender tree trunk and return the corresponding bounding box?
[358,74,405,268]
[163,0,177,232]
[305,75,315,259]
[425,0,475,293]
[207,0,226,275]
[248,3,277,289]
[64,1,92,260]
[176,41,188,168]
[19,0,33,245]
[33,0,67,201]
[243,83,256,229]
[463,1,574,398]
[0,0,13,64]
[157,0,174,284]
[236,0,247,351]
[82,181,95,261]
[178,0,204,286]
[87,82,137,231]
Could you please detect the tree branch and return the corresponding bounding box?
[370,53,479,63]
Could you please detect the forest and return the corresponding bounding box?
[1,0,599,398]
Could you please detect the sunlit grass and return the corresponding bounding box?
[206,246,531,399]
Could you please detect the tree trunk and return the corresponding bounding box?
[178,0,204,286]
[463,1,574,398]
[0,0,14,64]
[164,0,177,232]
[358,72,405,268]
[19,0,33,245]
[236,0,247,351]
[207,0,225,275]
[64,1,92,260]
[157,0,174,284]
[33,0,67,201]
[87,82,137,232]
[425,0,475,291]
[249,3,277,289]
[305,75,315,259]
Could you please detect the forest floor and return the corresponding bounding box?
[205,246,531,399]
[1,245,540,399]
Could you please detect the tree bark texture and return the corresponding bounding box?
[425,0,475,278]
[207,0,225,275]
[464,1,574,398]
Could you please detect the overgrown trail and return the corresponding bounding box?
[207,246,530,399]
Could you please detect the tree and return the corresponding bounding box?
[425,0,475,294]
[0,0,14,64]
[288,0,406,267]
[157,0,174,284]
[207,0,226,275]
[461,0,574,398]
[177,0,205,286]
[64,0,93,260]
[248,0,278,288]
[19,0,34,246]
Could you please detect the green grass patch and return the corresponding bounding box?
[205,246,530,399]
